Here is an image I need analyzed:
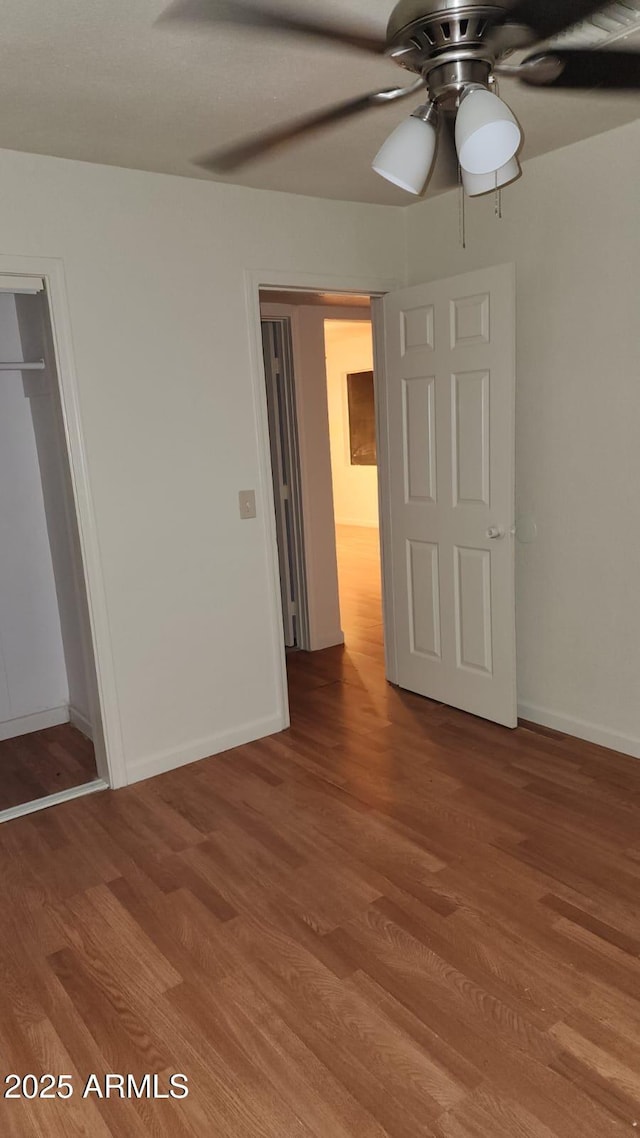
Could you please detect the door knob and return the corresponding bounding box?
[486,525,505,539]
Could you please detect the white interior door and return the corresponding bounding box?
[379,264,517,727]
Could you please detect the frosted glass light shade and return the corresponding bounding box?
[462,156,521,197]
[372,115,437,195]
[455,89,521,175]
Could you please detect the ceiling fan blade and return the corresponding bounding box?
[492,0,613,41]
[195,82,423,172]
[518,48,640,89]
[158,0,387,55]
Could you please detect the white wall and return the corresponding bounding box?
[5,121,635,774]
[324,319,378,529]
[0,293,69,734]
[0,147,405,782]
[404,119,640,756]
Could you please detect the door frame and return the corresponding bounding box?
[0,255,125,789]
[371,295,399,686]
[244,268,401,730]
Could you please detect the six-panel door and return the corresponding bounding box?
[381,265,517,727]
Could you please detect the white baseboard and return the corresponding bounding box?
[69,705,94,740]
[518,701,640,760]
[0,705,69,742]
[335,518,379,529]
[126,711,288,786]
[308,629,345,651]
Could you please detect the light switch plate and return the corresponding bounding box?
[239,490,257,520]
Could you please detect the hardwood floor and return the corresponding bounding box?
[1,526,640,1135]
[334,523,383,658]
[0,722,97,812]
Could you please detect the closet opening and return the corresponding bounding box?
[0,277,106,820]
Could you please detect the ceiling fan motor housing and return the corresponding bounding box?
[387,0,532,102]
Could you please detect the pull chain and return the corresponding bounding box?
[458,163,466,250]
[492,75,504,221]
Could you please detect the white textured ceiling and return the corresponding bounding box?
[0,0,638,204]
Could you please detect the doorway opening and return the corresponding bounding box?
[259,289,385,675]
[254,264,518,736]
[324,317,383,665]
[0,278,107,821]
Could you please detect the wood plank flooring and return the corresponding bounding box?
[1,525,640,1136]
[335,523,383,658]
[0,722,97,812]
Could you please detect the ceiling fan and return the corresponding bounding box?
[158,0,640,197]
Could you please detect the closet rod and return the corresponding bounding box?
[0,359,45,371]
